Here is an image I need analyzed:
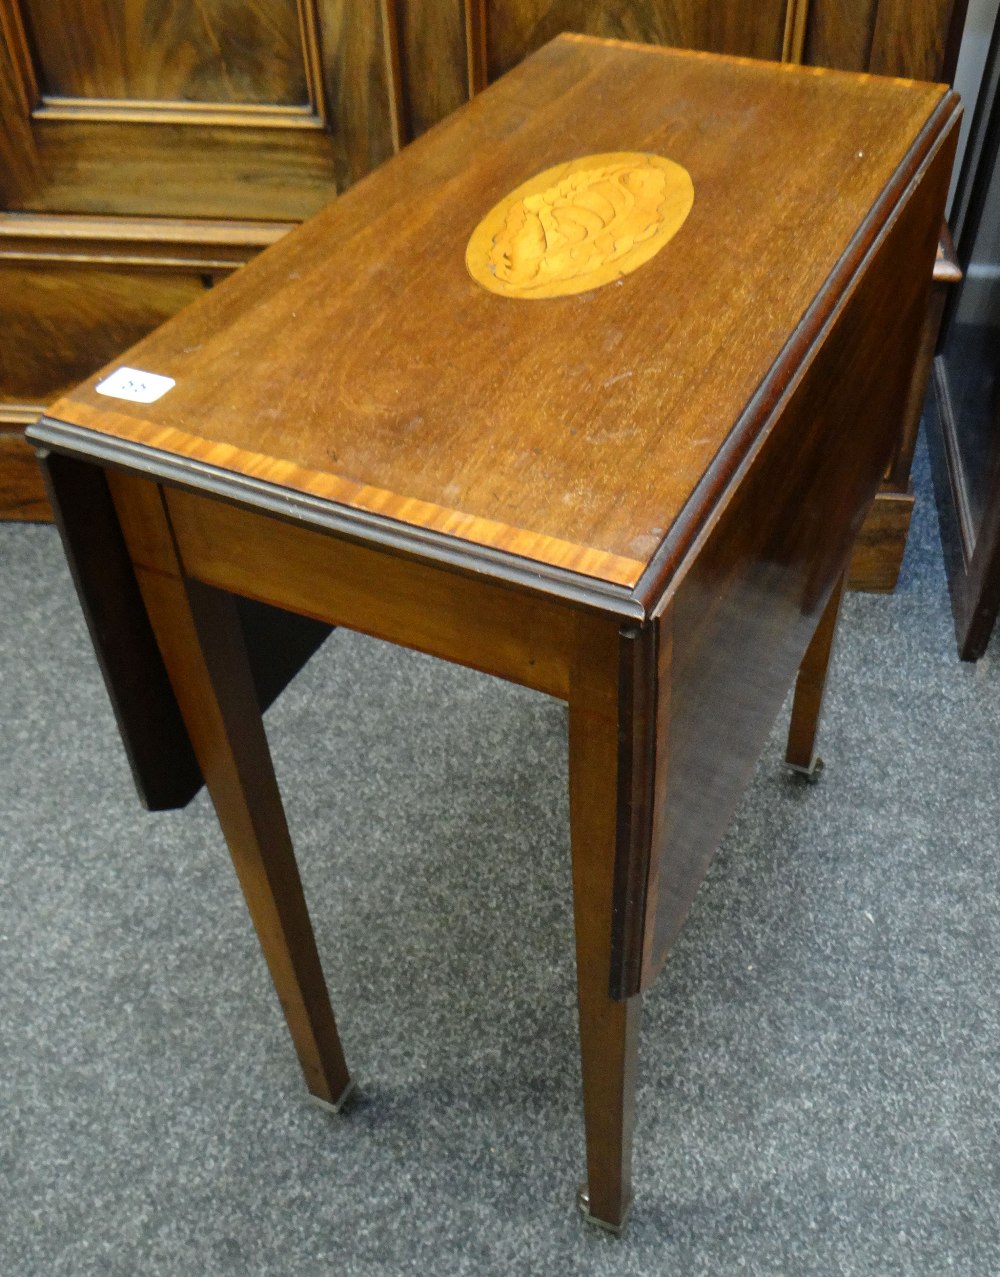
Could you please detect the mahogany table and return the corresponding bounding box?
[30,36,959,1234]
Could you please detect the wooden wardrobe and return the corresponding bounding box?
[0,0,968,589]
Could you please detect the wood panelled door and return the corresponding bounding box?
[0,0,400,217]
[0,0,401,516]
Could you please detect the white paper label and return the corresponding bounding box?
[95,366,175,404]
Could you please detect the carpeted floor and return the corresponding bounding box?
[1,437,998,1276]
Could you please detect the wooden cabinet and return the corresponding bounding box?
[393,1,967,133]
[928,2,1000,657]
[0,0,402,516]
[1,0,969,568]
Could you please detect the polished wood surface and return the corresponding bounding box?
[1,0,970,527]
[782,0,810,63]
[846,491,915,592]
[803,0,880,73]
[31,39,959,1232]
[0,0,402,519]
[0,258,209,521]
[0,212,292,270]
[0,262,206,406]
[48,37,951,586]
[0,216,290,520]
[869,0,970,81]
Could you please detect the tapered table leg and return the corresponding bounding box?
[786,569,848,779]
[108,473,353,1109]
[568,621,644,1234]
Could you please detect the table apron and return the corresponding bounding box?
[160,483,585,702]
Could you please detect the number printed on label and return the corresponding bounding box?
[94,366,176,404]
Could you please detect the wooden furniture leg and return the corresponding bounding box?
[108,472,354,1110]
[785,570,848,779]
[568,620,644,1233]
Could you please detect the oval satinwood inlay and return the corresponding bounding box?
[466,152,694,300]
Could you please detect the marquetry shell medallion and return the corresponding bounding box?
[466,152,694,300]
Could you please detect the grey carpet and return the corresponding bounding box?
[1,435,998,1276]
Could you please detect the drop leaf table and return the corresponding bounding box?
[30,35,959,1234]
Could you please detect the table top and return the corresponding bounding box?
[41,35,951,600]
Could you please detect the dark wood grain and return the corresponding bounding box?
[0,222,288,522]
[321,0,401,190]
[0,263,206,404]
[466,0,489,93]
[804,0,967,79]
[940,0,972,84]
[0,212,291,269]
[0,429,50,519]
[568,613,645,1232]
[22,0,310,104]
[486,0,789,80]
[0,0,397,218]
[4,120,343,221]
[45,37,951,586]
[847,491,914,592]
[0,0,398,509]
[869,0,969,81]
[847,229,961,592]
[803,0,880,73]
[393,0,468,135]
[886,239,958,492]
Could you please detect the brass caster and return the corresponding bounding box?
[309,1080,357,1115]
[576,1184,632,1236]
[786,755,824,784]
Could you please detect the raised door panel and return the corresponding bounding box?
[0,259,213,520]
[394,0,796,141]
[803,0,880,71]
[804,0,967,78]
[0,262,208,407]
[485,0,790,80]
[0,0,401,219]
[868,0,967,80]
[394,0,469,138]
[23,0,310,102]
